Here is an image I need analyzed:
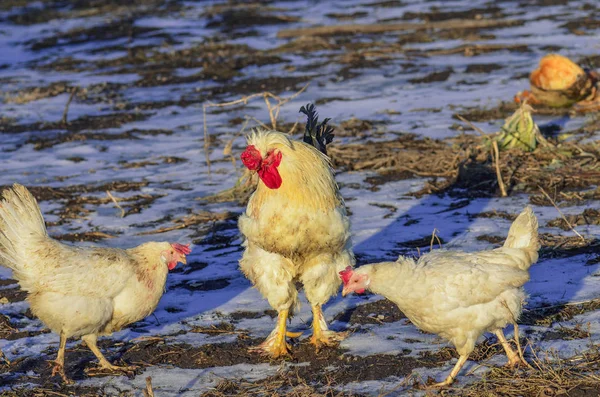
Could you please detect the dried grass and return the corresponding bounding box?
[330,130,600,199]
[201,371,353,397]
[522,298,600,327]
[196,344,600,397]
[202,83,308,173]
[277,19,521,38]
[539,233,599,260]
[199,89,599,206]
[3,82,72,105]
[329,134,462,176]
[189,322,249,339]
[137,210,235,235]
[198,171,258,206]
[0,314,16,339]
[454,348,600,397]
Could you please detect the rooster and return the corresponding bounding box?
[341,207,539,387]
[238,104,353,357]
[0,184,190,382]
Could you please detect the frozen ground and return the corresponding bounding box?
[1,0,600,395]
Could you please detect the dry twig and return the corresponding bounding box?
[106,190,126,218]
[492,140,508,197]
[143,376,155,397]
[455,114,489,137]
[224,117,251,171]
[538,187,585,242]
[202,83,309,174]
[455,115,507,196]
[61,87,78,125]
[429,228,442,251]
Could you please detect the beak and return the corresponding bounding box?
[342,287,350,297]
[179,256,187,265]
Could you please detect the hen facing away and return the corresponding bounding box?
[341,207,539,387]
[238,106,354,358]
[0,184,191,382]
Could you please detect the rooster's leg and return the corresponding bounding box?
[249,309,299,358]
[82,334,137,372]
[430,354,468,388]
[495,329,527,368]
[310,305,348,351]
[49,332,73,384]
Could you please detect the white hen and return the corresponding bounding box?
[340,206,539,387]
[0,184,190,382]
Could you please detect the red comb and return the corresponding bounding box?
[339,266,353,285]
[241,145,262,171]
[172,243,191,256]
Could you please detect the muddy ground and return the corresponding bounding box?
[1,0,600,396]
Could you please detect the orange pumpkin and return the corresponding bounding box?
[515,54,598,108]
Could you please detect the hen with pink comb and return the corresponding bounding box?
[0,184,191,383]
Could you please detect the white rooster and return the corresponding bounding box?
[340,206,539,387]
[0,184,190,382]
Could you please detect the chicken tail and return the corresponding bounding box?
[0,184,47,270]
[503,206,540,268]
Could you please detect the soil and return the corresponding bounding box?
[334,299,406,326]
[0,331,443,390]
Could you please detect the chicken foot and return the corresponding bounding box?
[82,334,138,373]
[49,332,73,384]
[495,329,528,368]
[310,305,348,351]
[430,354,469,388]
[249,309,300,358]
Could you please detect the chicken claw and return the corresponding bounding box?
[427,354,468,389]
[249,334,293,358]
[494,329,530,369]
[101,362,139,372]
[310,330,348,350]
[286,330,303,338]
[506,355,528,369]
[85,363,139,377]
[48,332,73,384]
[49,360,73,384]
[82,334,138,376]
[249,309,298,358]
[310,305,348,351]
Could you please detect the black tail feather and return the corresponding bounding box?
[299,103,334,155]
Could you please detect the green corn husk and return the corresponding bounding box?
[496,104,539,152]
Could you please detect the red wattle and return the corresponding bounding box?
[258,166,282,189]
[257,150,283,189]
[168,261,177,270]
